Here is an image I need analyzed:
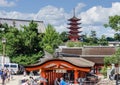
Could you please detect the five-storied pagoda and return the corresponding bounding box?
[68,9,82,41]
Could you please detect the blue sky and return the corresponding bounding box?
[0,0,118,13]
[0,0,120,37]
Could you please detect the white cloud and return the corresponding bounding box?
[104,29,115,37]
[0,0,15,7]
[82,25,116,38]
[0,10,34,19]
[54,24,68,33]
[77,2,120,37]
[79,2,120,25]
[0,2,120,37]
[75,3,86,14]
[34,5,69,26]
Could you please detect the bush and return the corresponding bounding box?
[100,66,107,78]
[66,41,83,47]
[44,45,54,54]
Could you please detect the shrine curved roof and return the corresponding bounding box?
[25,56,94,68]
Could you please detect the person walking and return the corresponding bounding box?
[54,78,60,85]
[60,77,66,85]
[21,79,30,85]
[114,72,120,85]
[1,70,6,85]
[23,70,27,77]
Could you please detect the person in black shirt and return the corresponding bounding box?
[114,72,120,85]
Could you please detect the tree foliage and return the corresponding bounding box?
[100,66,107,78]
[0,21,44,65]
[89,30,98,44]
[82,31,99,45]
[98,35,108,46]
[114,33,120,41]
[104,15,120,32]
[104,48,120,66]
[60,31,69,42]
[66,41,83,47]
[41,24,62,53]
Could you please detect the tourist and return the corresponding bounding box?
[0,69,2,81]
[78,77,85,85]
[65,80,70,85]
[21,79,30,85]
[23,70,27,77]
[10,69,14,80]
[114,72,120,85]
[60,77,66,85]
[1,70,6,85]
[29,71,34,77]
[6,69,10,82]
[29,76,34,85]
[33,79,38,85]
[54,77,60,85]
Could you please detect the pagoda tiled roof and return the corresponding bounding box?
[68,16,81,21]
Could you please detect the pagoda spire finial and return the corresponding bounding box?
[73,8,75,17]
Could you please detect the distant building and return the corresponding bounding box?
[0,18,46,33]
[108,41,120,46]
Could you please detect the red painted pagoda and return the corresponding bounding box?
[68,9,82,41]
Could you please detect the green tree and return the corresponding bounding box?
[60,31,69,42]
[100,66,107,78]
[82,33,89,43]
[115,48,120,67]
[114,33,120,41]
[104,55,117,66]
[98,35,108,46]
[66,41,83,47]
[0,21,44,65]
[104,15,120,31]
[89,30,98,45]
[106,37,115,41]
[104,48,120,67]
[104,15,120,41]
[41,24,62,53]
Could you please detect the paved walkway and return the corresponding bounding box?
[0,75,34,85]
[0,75,22,85]
[0,75,117,85]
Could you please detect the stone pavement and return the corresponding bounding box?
[96,78,116,85]
[0,75,117,85]
[0,75,33,85]
[3,75,24,85]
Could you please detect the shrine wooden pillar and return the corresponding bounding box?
[40,69,47,85]
[74,70,78,84]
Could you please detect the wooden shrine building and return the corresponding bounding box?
[25,46,116,85]
[60,46,116,74]
[25,52,94,85]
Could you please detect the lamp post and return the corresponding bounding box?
[2,38,6,68]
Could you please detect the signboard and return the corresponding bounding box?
[55,69,66,73]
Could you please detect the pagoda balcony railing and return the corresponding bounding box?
[68,23,81,25]
[69,31,80,33]
[67,27,81,29]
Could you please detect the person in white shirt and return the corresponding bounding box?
[22,79,29,85]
